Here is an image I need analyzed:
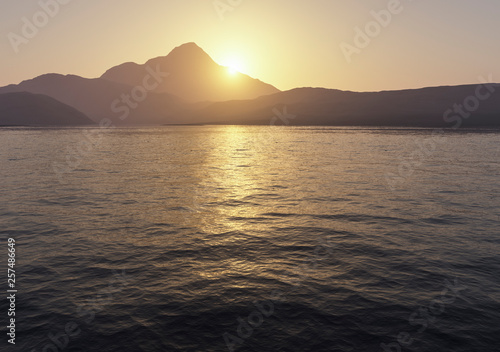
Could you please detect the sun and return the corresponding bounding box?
[221,56,247,76]
[227,66,239,75]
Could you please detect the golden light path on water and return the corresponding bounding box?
[2,126,500,351]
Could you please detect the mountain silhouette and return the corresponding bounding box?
[1,43,500,127]
[184,85,500,127]
[100,42,280,102]
[0,92,94,126]
[0,73,186,125]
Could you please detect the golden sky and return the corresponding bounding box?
[1,0,500,91]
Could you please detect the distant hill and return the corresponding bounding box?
[0,92,94,126]
[1,42,500,127]
[101,42,280,102]
[0,74,186,125]
[0,42,279,125]
[183,85,500,127]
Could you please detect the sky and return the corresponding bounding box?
[1,0,500,92]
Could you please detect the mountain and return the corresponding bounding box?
[2,42,499,127]
[183,84,500,127]
[0,92,94,126]
[100,42,280,102]
[0,43,279,124]
[0,74,187,125]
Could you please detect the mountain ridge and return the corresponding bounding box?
[182,85,500,127]
[100,42,280,103]
[0,73,187,125]
[0,92,94,126]
[1,42,500,127]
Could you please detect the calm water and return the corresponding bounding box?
[1,126,499,352]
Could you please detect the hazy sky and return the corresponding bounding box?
[1,0,500,91]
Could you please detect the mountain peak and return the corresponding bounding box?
[172,42,202,51]
[100,42,280,102]
[160,42,213,65]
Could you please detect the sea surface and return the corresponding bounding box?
[1,126,499,352]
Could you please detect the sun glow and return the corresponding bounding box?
[226,66,239,75]
[221,56,247,76]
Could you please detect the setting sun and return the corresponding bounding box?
[226,66,239,75]
[220,56,246,76]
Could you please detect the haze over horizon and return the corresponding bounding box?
[2,0,500,92]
